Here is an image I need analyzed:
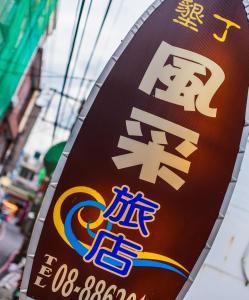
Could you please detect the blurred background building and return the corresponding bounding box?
[0,0,58,174]
[0,1,58,298]
[0,1,155,298]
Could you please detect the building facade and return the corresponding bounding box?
[0,0,58,174]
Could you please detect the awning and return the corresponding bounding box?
[44,141,67,177]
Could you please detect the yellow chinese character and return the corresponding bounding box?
[173,0,204,32]
[213,14,241,42]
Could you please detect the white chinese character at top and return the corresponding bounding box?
[112,107,199,191]
[139,41,225,118]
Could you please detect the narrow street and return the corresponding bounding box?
[0,221,24,279]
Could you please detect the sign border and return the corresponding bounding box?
[20,0,249,299]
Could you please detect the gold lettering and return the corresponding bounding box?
[39,265,53,278]
[34,275,46,288]
[213,14,241,42]
[44,254,58,266]
[173,0,204,32]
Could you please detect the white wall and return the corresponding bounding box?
[185,139,249,299]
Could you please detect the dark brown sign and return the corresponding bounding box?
[22,0,249,299]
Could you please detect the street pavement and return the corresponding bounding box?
[0,221,24,278]
[0,221,24,299]
[0,286,12,300]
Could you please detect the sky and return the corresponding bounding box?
[25,0,155,156]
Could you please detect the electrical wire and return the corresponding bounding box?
[53,0,85,128]
[51,0,87,143]
[59,0,95,125]
[0,67,95,81]
[75,0,114,106]
[66,0,94,96]
[0,0,80,79]
[69,0,82,46]
[91,0,124,77]
[0,56,63,76]
[77,0,124,112]
[44,0,81,82]
[0,57,85,77]
[66,0,115,130]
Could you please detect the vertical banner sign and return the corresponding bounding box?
[22,0,249,299]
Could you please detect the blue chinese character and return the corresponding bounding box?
[103,186,160,237]
[84,230,142,277]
